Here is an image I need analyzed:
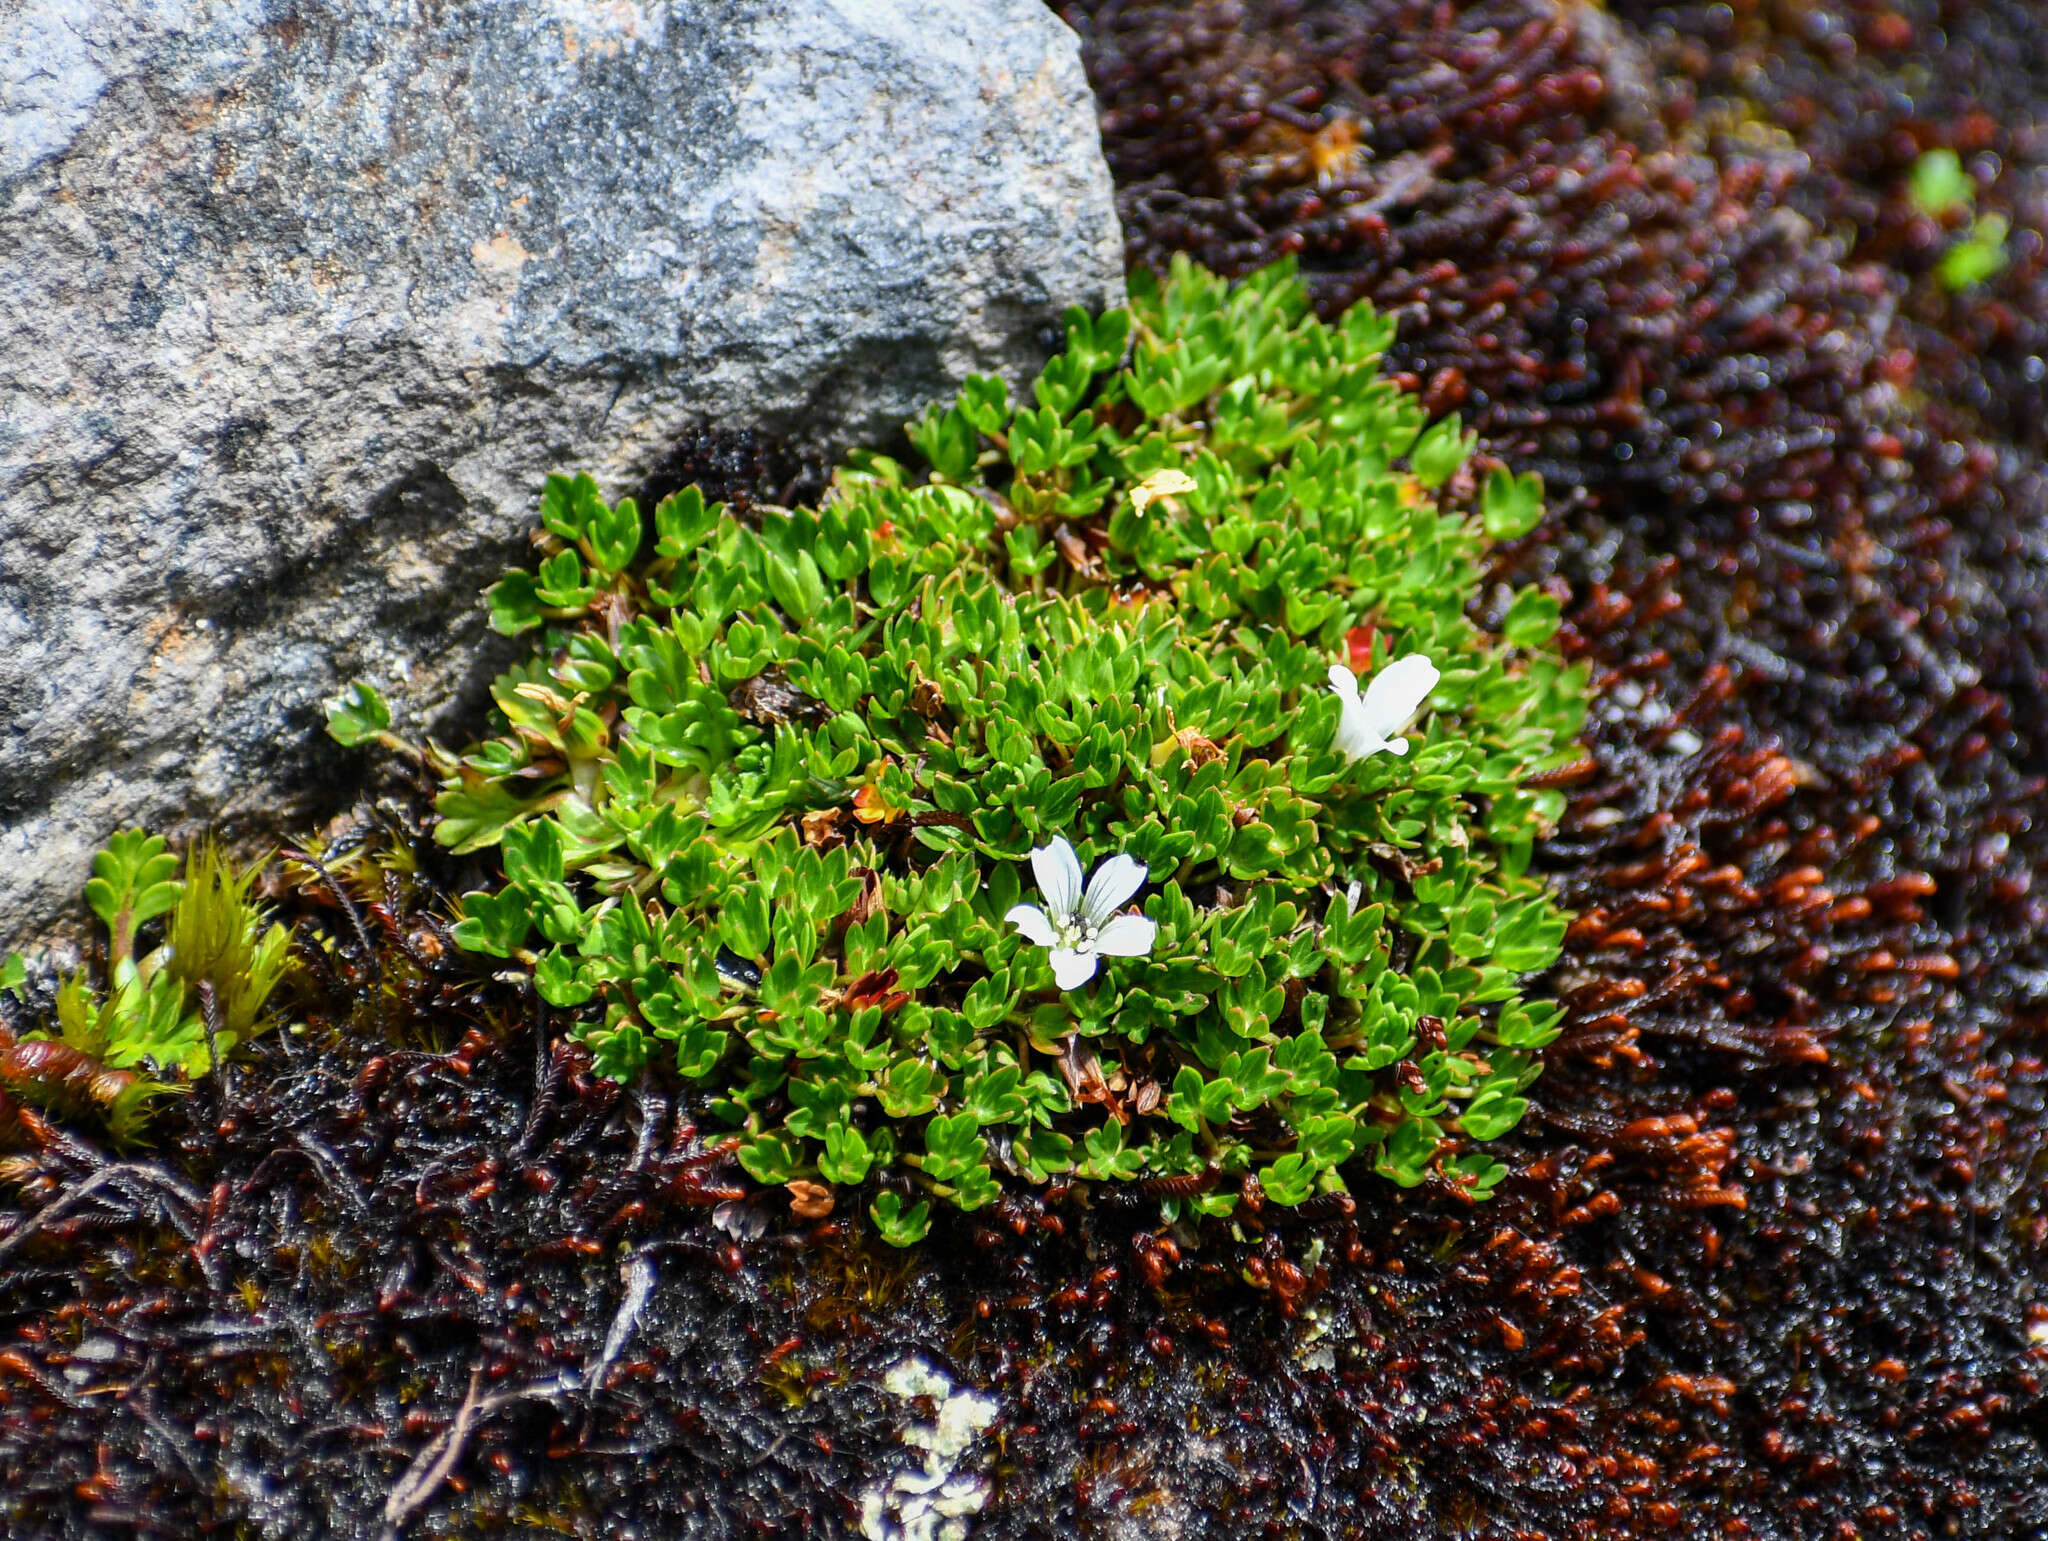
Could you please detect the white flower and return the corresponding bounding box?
[1328,653,1441,761]
[1004,836,1158,990]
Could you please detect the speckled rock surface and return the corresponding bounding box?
[0,0,1123,945]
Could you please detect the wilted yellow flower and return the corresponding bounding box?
[1130,468,1197,514]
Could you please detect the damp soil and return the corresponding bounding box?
[5,4,2048,1538]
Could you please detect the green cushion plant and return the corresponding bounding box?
[335,257,1587,1243]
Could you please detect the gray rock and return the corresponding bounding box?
[0,0,1123,945]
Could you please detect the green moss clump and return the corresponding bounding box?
[2,833,292,1140]
[360,258,1586,1239]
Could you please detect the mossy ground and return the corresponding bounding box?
[4,3,2048,1538]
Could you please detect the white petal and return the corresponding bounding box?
[1079,852,1148,928]
[1048,948,1099,991]
[1332,698,1389,761]
[1090,913,1158,959]
[1030,837,1085,922]
[1359,654,1440,740]
[1004,903,1058,947]
[1326,662,1360,699]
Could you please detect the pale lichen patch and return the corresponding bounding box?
[859,1357,1002,1541]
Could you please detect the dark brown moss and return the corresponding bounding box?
[1048,0,2048,1532]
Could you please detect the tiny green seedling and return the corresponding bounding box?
[1909,148,1973,219]
[1907,149,2009,293]
[1940,215,2009,291]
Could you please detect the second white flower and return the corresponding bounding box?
[1329,653,1442,761]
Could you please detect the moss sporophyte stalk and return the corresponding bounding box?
[329,258,1588,1244]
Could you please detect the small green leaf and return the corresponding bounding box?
[909,404,977,482]
[1501,588,1562,649]
[325,680,393,748]
[486,571,547,636]
[655,485,721,555]
[719,886,771,961]
[1480,468,1545,541]
[871,1191,931,1247]
[963,1063,1026,1125]
[541,471,608,544]
[534,549,596,610]
[1078,1119,1143,1182]
[923,1111,985,1182]
[673,1022,730,1080]
[1411,416,1474,489]
[950,1162,1001,1211]
[451,887,532,958]
[86,831,181,932]
[1909,148,1973,218]
[1446,1152,1508,1201]
[957,375,1011,436]
[591,1021,651,1079]
[1459,1089,1529,1142]
[502,819,567,887]
[1940,213,2009,291]
[534,949,594,1006]
[739,1133,798,1185]
[819,1124,874,1185]
[880,1058,939,1119]
[86,831,183,967]
[587,494,642,575]
[1259,1153,1316,1206]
